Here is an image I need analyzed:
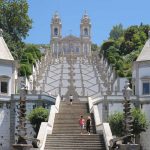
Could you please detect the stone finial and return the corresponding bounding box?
[83,10,88,18]
[148,31,150,39]
[0,29,3,37]
[54,11,59,18]
[84,10,88,16]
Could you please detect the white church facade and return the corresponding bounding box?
[132,31,150,149]
[0,29,17,150]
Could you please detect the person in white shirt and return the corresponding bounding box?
[69,94,73,105]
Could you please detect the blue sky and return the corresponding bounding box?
[25,0,150,45]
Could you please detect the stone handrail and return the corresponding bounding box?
[37,94,61,150]
[88,97,113,150]
[93,105,102,133]
[101,123,113,150]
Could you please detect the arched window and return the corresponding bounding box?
[54,28,58,36]
[84,28,88,36]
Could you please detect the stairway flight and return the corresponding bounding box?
[44,101,106,150]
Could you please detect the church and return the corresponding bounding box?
[1,11,150,149]
[50,12,92,56]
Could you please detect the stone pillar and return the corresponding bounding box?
[102,95,109,122]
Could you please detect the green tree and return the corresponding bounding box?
[28,107,49,137]
[108,112,124,137]
[19,63,32,77]
[101,40,115,57]
[0,0,32,59]
[101,24,150,78]
[108,108,148,143]
[91,44,99,51]
[24,45,42,60]
[131,109,148,135]
[19,45,42,77]
[109,24,124,40]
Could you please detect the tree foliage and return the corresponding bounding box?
[19,45,42,77]
[0,0,32,59]
[108,108,148,137]
[19,63,32,77]
[101,24,150,77]
[91,44,99,51]
[28,107,49,136]
[131,108,148,135]
[108,112,124,137]
[109,24,124,40]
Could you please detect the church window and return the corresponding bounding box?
[0,76,9,95]
[0,81,8,94]
[54,28,58,36]
[143,82,150,95]
[76,47,79,52]
[84,28,88,36]
[0,102,3,108]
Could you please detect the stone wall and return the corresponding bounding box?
[0,106,10,150]
[140,103,150,150]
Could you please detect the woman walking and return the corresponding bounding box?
[86,116,91,135]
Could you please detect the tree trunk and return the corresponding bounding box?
[135,134,140,144]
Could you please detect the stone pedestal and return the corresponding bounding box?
[12,144,33,150]
[118,144,140,150]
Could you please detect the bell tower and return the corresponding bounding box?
[80,11,91,56]
[50,12,62,57]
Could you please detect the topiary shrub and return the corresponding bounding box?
[28,107,49,137]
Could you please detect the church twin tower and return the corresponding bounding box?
[50,12,92,56]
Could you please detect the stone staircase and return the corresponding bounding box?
[44,101,106,150]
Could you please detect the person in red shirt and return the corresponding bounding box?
[79,115,85,134]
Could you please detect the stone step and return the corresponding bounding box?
[54,120,87,124]
[53,123,95,128]
[52,125,84,129]
[52,131,95,134]
[47,135,101,140]
[60,103,88,107]
[60,106,88,110]
[59,105,88,109]
[59,109,88,113]
[45,144,103,147]
[44,148,103,150]
[47,134,103,139]
[55,113,92,119]
[60,101,88,104]
[52,127,95,132]
[53,124,95,127]
[54,119,93,123]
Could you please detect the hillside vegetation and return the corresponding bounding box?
[100,24,150,77]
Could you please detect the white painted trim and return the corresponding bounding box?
[102,123,113,150]
[37,94,61,150]
[88,96,113,150]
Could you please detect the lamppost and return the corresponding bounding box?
[110,81,140,149]
[122,81,133,144]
